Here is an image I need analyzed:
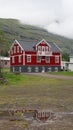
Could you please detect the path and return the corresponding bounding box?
[25,72,73,80]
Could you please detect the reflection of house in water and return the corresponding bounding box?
[61,56,73,71]
[0,57,10,68]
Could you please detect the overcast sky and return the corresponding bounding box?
[0,0,73,39]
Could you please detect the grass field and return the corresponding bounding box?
[50,71,73,76]
[0,70,73,112]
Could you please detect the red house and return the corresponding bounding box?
[10,39,62,73]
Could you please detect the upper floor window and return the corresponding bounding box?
[27,55,31,62]
[17,46,19,53]
[19,55,22,63]
[38,46,41,51]
[12,56,14,63]
[45,46,48,52]
[42,46,45,51]
[14,46,16,53]
[55,56,59,63]
[46,56,50,63]
[37,56,41,62]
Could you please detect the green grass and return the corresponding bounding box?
[49,71,73,76]
[0,71,73,112]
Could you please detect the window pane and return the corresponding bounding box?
[27,55,31,62]
[48,67,51,72]
[37,56,41,62]
[19,55,21,63]
[12,56,14,63]
[38,46,41,51]
[28,67,31,72]
[46,56,50,63]
[35,67,39,72]
[55,56,59,63]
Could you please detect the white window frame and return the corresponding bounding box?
[27,55,31,62]
[19,55,21,63]
[46,56,50,63]
[12,56,14,63]
[55,56,59,63]
[38,46,41,51]
[42,46,45,52]
[45,46,48,52]
[17,46,19,53]
[37,56,41,62]
[14,46,16,53]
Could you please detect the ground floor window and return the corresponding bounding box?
[48,67,51,72]
[46,56,50,63]
[13,67,15,72]
[27,66,31,72]
[19,67,21,72]
[37,56,41,62]
[55,56,59,63]
[35,67,39,72]
[55,67,58,72]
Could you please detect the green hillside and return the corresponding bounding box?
[0,18,73,54]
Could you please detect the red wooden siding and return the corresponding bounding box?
[10,39,61,69]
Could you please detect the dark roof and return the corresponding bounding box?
[17,40,62,52]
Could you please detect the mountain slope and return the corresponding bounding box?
[0,18,73,54]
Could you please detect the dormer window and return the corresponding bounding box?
[45,46,48,52]
[42,46,45,51]
[38,46,41,51]
[17,46,19,53]
[14,46,16,53]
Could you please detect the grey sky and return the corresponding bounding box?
[0,0,73,39]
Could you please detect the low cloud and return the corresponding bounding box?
[0,0,73,39]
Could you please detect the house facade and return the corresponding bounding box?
[10,39,62,73]
[68,56,73,71]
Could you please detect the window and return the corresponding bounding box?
[38,46,41,51]
[19,47,22,53]
[27,67,31,72]
[14,46,16,53]
[19,67,21,72]
[37,56,41,62]
[19,55,21,63]
[45,46,48,52]
[12,56,14,63]
[48,67,51,72]
[46,56,50,63]
[27,55,31,62]
[35,67,39,72]
[13,67,15,72]
[55,67,58,72]
[55,56,59,63]
[17,46,19,53]
[42,46,45,51]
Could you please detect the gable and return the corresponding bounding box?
[10,40,24,52]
